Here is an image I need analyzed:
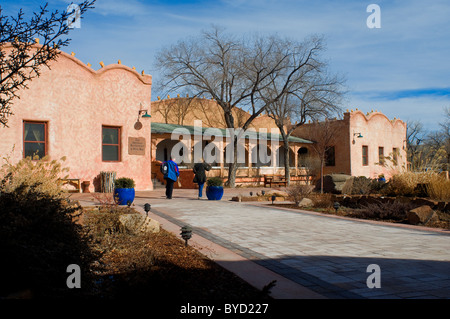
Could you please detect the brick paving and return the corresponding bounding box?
[73,188,450,299]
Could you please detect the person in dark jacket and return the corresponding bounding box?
[161,157,179,199]
[193,159,211,199]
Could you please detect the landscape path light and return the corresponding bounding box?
[144,203,151,216]
[333,202,340,214]
[180,225,193,247]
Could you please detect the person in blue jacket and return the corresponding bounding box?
[161,157,179,199]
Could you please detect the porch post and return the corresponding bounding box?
[247,140,252,177]
[293,145,299,176]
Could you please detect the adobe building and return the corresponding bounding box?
[1,43,407,192]
[292,109,407,179]
[0,43,153,191]
[150,96,314,187]
[150,97,407,187]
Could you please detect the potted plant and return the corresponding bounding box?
[114,177,135,205]
[206,176,224,200]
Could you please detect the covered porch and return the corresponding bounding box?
[150,122,314,188]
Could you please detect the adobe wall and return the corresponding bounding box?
[348,110,407,179]
[291,110,406,179]
[0,45,153,191]
[151,96,280,131]
[292,118,352,176]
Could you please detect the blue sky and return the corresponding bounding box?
[2,0,449,131]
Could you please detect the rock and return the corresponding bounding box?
[407,206,440,225]
[266,190,289,198]
[296,197,313,207]
[119,213,160,234]
[231,196,240,202]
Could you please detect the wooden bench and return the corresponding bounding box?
[60,178,81,193]
[263,175,287,188]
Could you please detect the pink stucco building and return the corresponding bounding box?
[0,44,153,191]
[1,44,407,192]
[293,110,407,179]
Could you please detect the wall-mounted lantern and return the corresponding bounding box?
[352,132,363,144]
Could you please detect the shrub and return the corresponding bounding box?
[382,171,443,197]
[352,200,417,221]
[426,175,450,201]
[0,186,98,298]
[0,155,69,198]
[342,176,384,195]
[309,193,334,208]
[207,176,223,187]
[287,184,314,205]
[114,177,135,189]
[83,207,124,238]
[0,155,99,298]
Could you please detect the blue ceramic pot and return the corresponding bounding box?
[206,186,224,200]
[114,188,135,205]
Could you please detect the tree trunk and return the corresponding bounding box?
[320,158,324,194]
[224,111,237,188]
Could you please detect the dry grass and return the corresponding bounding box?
[426,176,450,201]
[286,184,314,205]
[382,171,450,201]
[309,193,334,208]
[383,171,435,197]
[0,155,69,198]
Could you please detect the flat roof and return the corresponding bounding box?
[151,122,313,144]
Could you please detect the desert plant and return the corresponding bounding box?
[207,176,223,187]
[287,184,314,205]
[426,175,450,201]
[0,155,69,198]
[309,193,334,208]
[382,171,438,197]
[114,177,135,189]
[0,185,98,298]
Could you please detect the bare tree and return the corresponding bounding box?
[406,120,426,171]
[155,26,338,187]
[263,53,345,185]
[158,96,197,125]
[440,106,450,171]
[0,1,96,127]
[301,119,342,193]
[405,110,450,172]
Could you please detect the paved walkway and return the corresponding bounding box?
[72,188,450,299]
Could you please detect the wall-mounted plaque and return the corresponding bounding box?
[128,137,146,155]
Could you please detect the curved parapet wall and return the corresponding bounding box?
[349,109,406,129]
[0,44,153,190]
[348,110,407,178]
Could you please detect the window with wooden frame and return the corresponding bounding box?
[102,126,121,162]
[362,145,369,166]
[23,121,48,159]
[378,147,385,165]
[392,147,399,166]
[325,146,335,166]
